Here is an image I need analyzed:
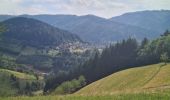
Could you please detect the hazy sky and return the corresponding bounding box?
[0,0,170,18]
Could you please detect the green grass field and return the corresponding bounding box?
[1,63,170,100]
[76,63,170,95]
[0,69,36,80]
[1,92,170,100]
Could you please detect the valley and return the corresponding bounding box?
[0,9,170,100]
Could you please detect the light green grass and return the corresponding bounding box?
[0,69,36,80]
[76,63,170,95]
[1,92,170,100]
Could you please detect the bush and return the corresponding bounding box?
[54,75,86,94]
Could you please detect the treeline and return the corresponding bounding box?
[53,76,86,94]
[0,72,44,96]
[44,30,170,94]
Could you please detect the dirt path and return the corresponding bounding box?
[142,64,165,87]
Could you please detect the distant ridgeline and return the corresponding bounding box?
[0,17,84,73]
[0,10,170,43]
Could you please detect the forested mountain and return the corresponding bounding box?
[2,17,81,47]
[110,10,170,33]
[2,10,170,43]
[0,17,88,96]
[0,17,86,73]
[23,14,156,43]
[0,15,13,22]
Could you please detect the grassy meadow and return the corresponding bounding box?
[76,63,170,95]
[0,69,36,80]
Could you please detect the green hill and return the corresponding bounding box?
[0,72,17,96]
[76,63,170,95]
[2,17,81,47]
[0,17,84,72]
[0,69,36,80]
[0,69,43,96]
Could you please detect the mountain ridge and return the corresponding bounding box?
[1,17,82,47]
[0,10,170,43]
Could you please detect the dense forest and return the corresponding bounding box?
[0,17,90,73]
[44,30,170,94]
[0,21,92,96]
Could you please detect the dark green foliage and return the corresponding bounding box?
[24,82,32,95]
[162,30,170,36]
[2,17,81,47]
[0,55,32,74]
[0,24,6,34]
[138,34,170,64]
[81,38,139,83]
[54,76,86,94]
[0,17,87,73]
[0,70,44,96]
[160,52,169,64]
[0,73,17,97]
[17,80,44,96]
[44,34,170,94]
[16,55,53,71]
[139,37,149,49]
[44,38,139,93]
[43,71,69,93]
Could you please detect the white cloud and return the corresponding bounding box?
[0,0,170,18]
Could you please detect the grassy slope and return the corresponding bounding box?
[0,68,44,96]
[2,63,170,100]
[76,63,170,95]
[0,69,36,80]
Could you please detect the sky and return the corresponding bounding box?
[0,0,170,18]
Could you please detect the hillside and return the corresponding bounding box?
[0,69,37,80]
[0,68,42,96]
[76,63,170,95]
[1,17,81,47]
[110,10,170,33]
[0,15,13,22]
[0,17,85,72]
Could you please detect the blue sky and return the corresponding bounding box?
[0,0,170,18]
